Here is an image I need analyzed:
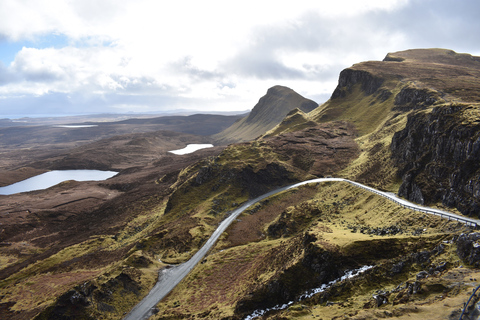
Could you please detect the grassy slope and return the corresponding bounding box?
[262,108,319,138]
[0,196,170,319]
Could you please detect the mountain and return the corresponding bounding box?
[213,85,318,143]
[310,48,480,215]
[2,49,480,320]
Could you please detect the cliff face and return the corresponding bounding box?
[391,104,480,216]
[331,68,385,99]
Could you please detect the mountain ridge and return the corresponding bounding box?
[316,48,480,215]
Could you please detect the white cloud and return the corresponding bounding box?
[0,0,479,116]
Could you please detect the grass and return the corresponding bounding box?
[306,82,409,190]
[147,139,316,262]
[274,266,480,320]
[310,82,399,137]
[7,270,102,312]
[0,254,20,270]
[263,108,318,138]
[148,50,480,319]
[0,194,171,318]
[153,237,304,319]
[460,103,480,124]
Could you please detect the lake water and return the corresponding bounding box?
[53,125,98,128]
[0,170,118,195]
[168,144,214,155]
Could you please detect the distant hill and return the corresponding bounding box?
[212,85,318,143]
[112,113,247,136]
[0,113,245,151]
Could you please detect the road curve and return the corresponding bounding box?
[123,178,480,320]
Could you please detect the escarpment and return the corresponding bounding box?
[234,233,349,316]
[311,49,480,214]
[393,85,439,110]
[331,68,385,99]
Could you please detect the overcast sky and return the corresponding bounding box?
[0,0,479,117]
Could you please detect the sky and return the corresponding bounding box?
[0,0,479,118]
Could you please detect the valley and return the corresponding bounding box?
[1,48,480,320]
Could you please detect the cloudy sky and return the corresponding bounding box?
[0,0,479,117]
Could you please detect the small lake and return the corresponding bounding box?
[168,144,214,155]
[53,125,98,128]
[0,170,118,195]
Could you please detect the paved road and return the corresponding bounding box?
[123,178,480,320]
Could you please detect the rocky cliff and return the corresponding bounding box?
[391,103,480,216]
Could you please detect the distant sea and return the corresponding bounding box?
[0,114,65,119]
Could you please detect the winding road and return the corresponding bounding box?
[123,178,480,320]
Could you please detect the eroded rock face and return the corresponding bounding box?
[34,282,97,320]
[393,86,438,111]
[456,233,480,267]
[391,104,480,216]
[331,69,384,99]
[234,233,345,316]
[34,271,143,320]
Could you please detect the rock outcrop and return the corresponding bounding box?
[234,233,347,316]
[393,86,439,110]
[391,104,480,215]
[456,233,480,267]
[331,69,384,99]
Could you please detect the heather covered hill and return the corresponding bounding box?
[213,85,318,143]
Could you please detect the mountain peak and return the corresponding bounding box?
[245,85,317,124]
[213,86,318,143]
